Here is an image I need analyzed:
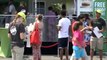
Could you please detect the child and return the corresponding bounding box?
[72,22,91,60]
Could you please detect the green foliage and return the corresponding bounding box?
[52,3,62,15]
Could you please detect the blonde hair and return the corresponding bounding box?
[11,14,25,25]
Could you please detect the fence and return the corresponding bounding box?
[0,15,63,42]
[0,15,107,43]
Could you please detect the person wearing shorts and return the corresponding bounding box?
[58,38,68,48]
[90,37,103,50]
[71,22,89,60]
[70,14,91,60]
[57,10,71,60]
[73,46,85,59]
[90,10,106,60]
[8,12,26,60]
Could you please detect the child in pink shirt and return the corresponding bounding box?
[72,22,90,60]
[72,30,86,48]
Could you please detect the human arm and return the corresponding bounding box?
[8,24,12,39]
[19,24,25,40]
[57,20,62,31]
[8,33,11,40]
[20,33,25,40]
[38,22,44,31]
[99,28,105,33]
[72,37,82,48]
[57,25,61,31]
[99,19,106,33]
[72,32,83,48]
[68,25,72,38]
[80,26,92,32]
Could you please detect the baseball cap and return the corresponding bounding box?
[96,10,102,14]
[17,12,26,23]
[17,12,26,20]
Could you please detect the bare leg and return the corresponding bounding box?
[90,49,94,60]
[32,45,37,60]
[64,47,69,60]
[99,50,103,60]
[59,48,63,60]
[32,44,41,60]
[84,49,88,60]
[81,57,85,60]
[75,58,79,60]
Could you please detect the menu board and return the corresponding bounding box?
[77,0,93,16]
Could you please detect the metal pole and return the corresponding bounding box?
[35,0,37,16]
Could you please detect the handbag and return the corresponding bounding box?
[30,22,41,45]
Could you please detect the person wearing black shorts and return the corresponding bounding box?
[58,38,68,48]
[57,10,71,60]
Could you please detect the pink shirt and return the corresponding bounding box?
[71,21,78,34]
[72,30,84,46]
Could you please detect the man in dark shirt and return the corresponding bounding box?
[90,10,106,60]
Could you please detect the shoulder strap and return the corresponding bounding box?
[34,22,39,31]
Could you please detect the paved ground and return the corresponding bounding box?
[0,55,107,60]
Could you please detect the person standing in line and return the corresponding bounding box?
[90,10,106,60]
[57,10,71,60]
[17,1,28,15]
[31,14,43,60]
[5,0,16,23]
[45,6,57,42]
[8,12,26,60]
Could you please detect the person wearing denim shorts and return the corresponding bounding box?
[73,46,85,59]
[71,21,90,60]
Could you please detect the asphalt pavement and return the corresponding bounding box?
[0,55,107,60]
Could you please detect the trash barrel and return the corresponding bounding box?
[0,28,11,57]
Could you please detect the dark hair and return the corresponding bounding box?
[62,4,66,10]
[9,0,13,5]
[77,14,85,21]
[20,1,26,7]
[72,14,77,20]
[84,14,90,20]
[37,14,43,21]
[60,10,66,17]
[73,22,83,31]
[48,6,53,10]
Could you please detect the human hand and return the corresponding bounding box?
[88,26,93,30]
[98,30,103,33]
[82,42,86,48]
[85,26,93,30]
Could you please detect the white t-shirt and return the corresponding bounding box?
[58,18,71,38]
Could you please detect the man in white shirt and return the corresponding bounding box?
[57,10,71,60]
